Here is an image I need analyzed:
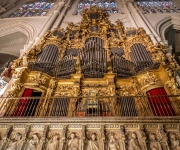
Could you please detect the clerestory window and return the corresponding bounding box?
[75,0,118,15]
[9,0,54,18]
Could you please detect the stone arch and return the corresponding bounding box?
[0,20,36,44]
[0,31,28,57]
[0,20,36,56]
[155,16,180,64]
[155,16,180,45]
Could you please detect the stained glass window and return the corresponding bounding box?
[136,0,180,14]
[76,0,118,14]
[9,0,54,18]
[157,9,163,13]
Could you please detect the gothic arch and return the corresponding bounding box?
[0,20,36,44]
[155,16,180,44]
[0,32,28,57]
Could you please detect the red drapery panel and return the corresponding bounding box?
[147,87,176,116]
[13,89,33,116]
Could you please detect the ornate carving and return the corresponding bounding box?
[131,78,142,94]
[165,77,179,95]
[72,87,81,97]
[46,133,63,150]
[55,85,73,97]
[168,132,180,150]
[149,133,162,150]
[12,68,26,79]
[11,58,23,70]
[6,132,22,150]
[109,31,122,47]
[26,133,41,150]
[7,79,23,97]
[128,132,141,150]
[86,133,99,150]
[66,132,81,150]
[117,84,132,96]
[46,79,57,97]
[158,125,169,150]
[81,82,107,87]
[69,98,78,117]
[29,73,47,87]
[107,132,120,150]
[140,72,158,86]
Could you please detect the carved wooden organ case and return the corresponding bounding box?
[6,6,180,117]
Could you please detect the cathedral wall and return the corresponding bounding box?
[60,0,133,29]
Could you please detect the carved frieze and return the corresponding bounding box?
[0,122,179,150]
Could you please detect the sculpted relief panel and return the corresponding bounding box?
[0,123,179,150]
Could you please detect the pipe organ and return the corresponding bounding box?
[130,43,153,71]
[3,6,180,119]
[1,6,180,150]
[117,97,137,116]
[37,44,59,64]
[56,54,76,79]
[51,98,70,116]
[79,37,107,78]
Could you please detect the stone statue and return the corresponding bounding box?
[27,133,40,150]
[87,133,99,150]
[128,132,141,150]
[169,133,180,150]
[6,133,22,150]
[67,133,80,150]
[46,134,62,150]
[149,133,162,150]
[107,133,119,150]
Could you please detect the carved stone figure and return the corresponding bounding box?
[169,133,180,150]
[128,132,141,150]
[107,133,119,150]
[67,133,80,150]
[6,133,22,150]
[47,134,62,150]
[27,133,40,150]
[87,133,99,150]
[149,133,162,150]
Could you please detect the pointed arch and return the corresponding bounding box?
[0,20,36,44]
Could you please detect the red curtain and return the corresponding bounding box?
[147,87,175,116]
[13,89,33,116]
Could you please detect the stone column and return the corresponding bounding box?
[21,2,65,55]
[51,0,73,29]
[32,2,65,46]
[121,0,138,28]
[135,5,161,42]
[127,1,157,44]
